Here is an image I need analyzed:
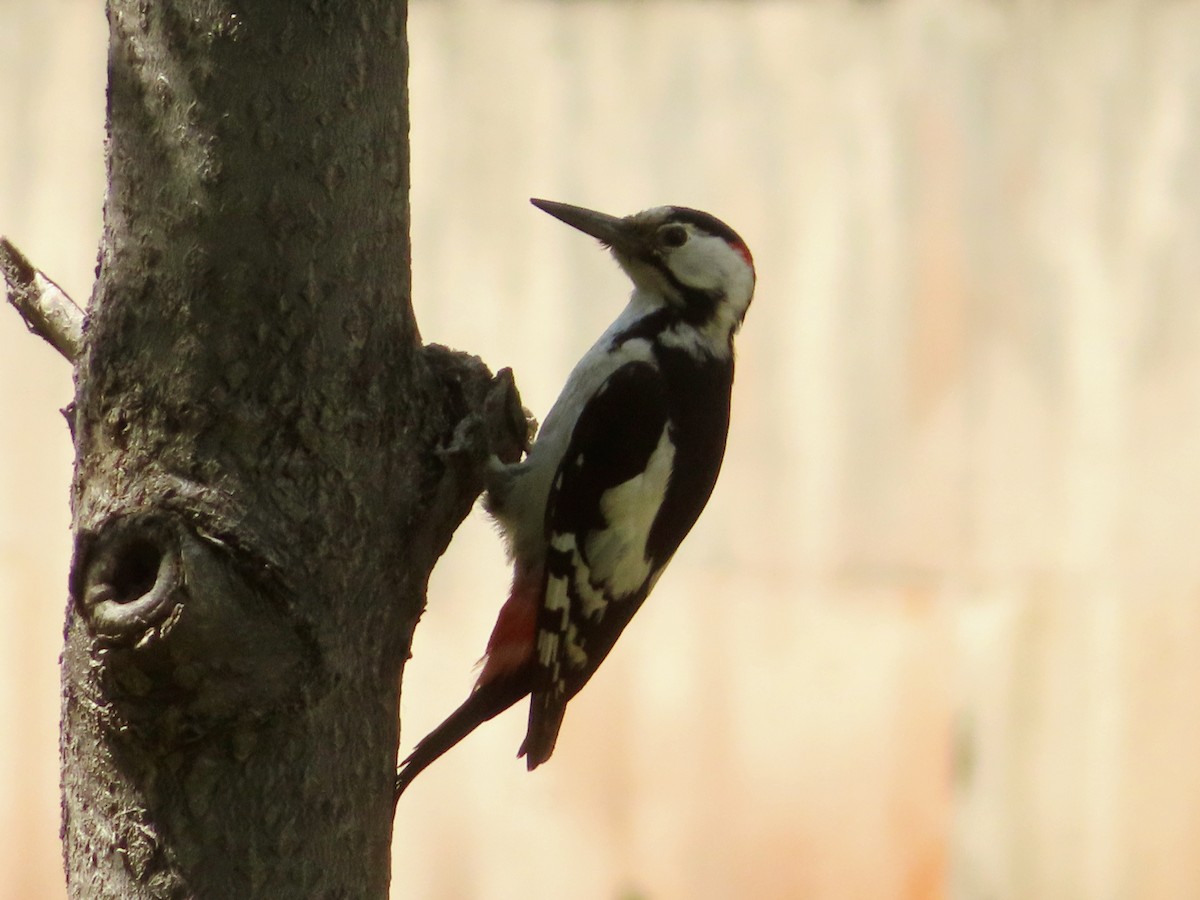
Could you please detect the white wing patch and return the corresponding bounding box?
[582,424,675,607]
[540,425,676,681]
[489,331,656,568]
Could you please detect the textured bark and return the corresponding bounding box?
[56,2,517,897]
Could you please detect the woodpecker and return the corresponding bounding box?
[396,198,755,798]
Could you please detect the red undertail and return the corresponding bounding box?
[394,563,543,800]
[476,561,541,688]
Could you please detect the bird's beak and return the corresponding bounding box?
[530,199,647,258]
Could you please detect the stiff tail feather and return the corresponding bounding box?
[395,672,534,799]
[518,691,568,770]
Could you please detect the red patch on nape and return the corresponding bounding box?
[732,240,754,269]
[475,561,542,689]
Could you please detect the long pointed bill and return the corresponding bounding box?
[530,198,645,257]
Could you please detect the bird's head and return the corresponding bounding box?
[532,199,755,345]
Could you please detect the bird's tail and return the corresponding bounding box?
[518,593,645,770]
[518,690,568,770]
[395,672,534,800]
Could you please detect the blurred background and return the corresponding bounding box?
[4,0,1200,897]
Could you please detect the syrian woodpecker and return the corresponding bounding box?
[395,198,755,798]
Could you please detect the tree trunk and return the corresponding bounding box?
[57,2,504,896]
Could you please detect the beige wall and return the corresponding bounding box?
[3,1,1200,897]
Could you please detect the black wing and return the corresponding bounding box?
[520,352,731,766]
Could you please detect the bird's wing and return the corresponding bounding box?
[520,360,675,766]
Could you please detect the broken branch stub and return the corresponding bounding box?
[0,237,85,363]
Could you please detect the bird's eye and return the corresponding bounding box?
[659,225,688,249]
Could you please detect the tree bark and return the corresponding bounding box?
[52,2,514,896]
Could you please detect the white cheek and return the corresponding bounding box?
[669,238,725,291]
[670,233,753,295]
[726,263,755,314]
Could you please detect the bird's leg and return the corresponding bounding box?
[484,366,537,460]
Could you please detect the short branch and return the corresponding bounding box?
[1,236,85,362]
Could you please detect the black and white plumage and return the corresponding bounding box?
[396,198,755,798]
